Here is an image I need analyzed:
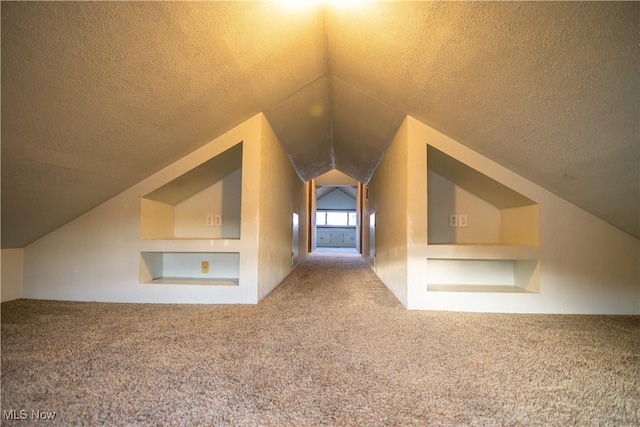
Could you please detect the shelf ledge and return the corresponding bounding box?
[426,244,539,260]
[143,277,239,286]
[427,284,535,293]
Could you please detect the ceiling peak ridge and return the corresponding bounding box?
[332,75,400,112]
[267,73,329,115]
[321,5,337,170]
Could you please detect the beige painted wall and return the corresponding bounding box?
[501,205,539,246]
[405,117,429,306]
[427,170,501,244]
[257,115,308,300]
[174,169,242,239]
[364,118,409,306]
[22,114,278,304]
[140,199,175,239]
[1,248,24,302]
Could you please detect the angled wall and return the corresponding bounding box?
[365,115,639,314]
[22,114,307,304]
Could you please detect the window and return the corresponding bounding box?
[316,211,357,227]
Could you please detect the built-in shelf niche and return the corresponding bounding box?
[140,143,243,240]
[426,145,541,294]
[427,145,539,246]
[426,258,540,293]
[140,252,240,286]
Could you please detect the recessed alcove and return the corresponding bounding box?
[426,144,540,294]
[140,252,240,286]
[426,258,540,293]
[140,143,243,240]
[427,145,539,246]
[138,142,244,287]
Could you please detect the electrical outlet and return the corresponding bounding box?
[201,261,209,274]
[206,214,215,227]
[214,214,223,227]
[459,214,468,228]
[449,214,458,228]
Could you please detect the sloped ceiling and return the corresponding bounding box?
[2,1,638,248]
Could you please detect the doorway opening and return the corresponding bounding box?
[309,170,364,254]
[316,188,357,249]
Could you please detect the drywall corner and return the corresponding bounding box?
[365,117,409,307]
[405,117,429,307]
[1,248,24,302]
[256,114,308,300]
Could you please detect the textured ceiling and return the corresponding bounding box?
[2,1,638,248]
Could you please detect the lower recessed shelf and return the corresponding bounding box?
[140,252,239,286]
[427,284,534,293]
[426,258,540,293]
[145,277,239,286]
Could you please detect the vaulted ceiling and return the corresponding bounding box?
[2,1,638,247]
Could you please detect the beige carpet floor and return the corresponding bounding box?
[2,252,639,426]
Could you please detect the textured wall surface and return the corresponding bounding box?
[365,119,409,306]
[257,115,309,300]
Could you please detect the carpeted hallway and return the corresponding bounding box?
[2,252,639,426]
